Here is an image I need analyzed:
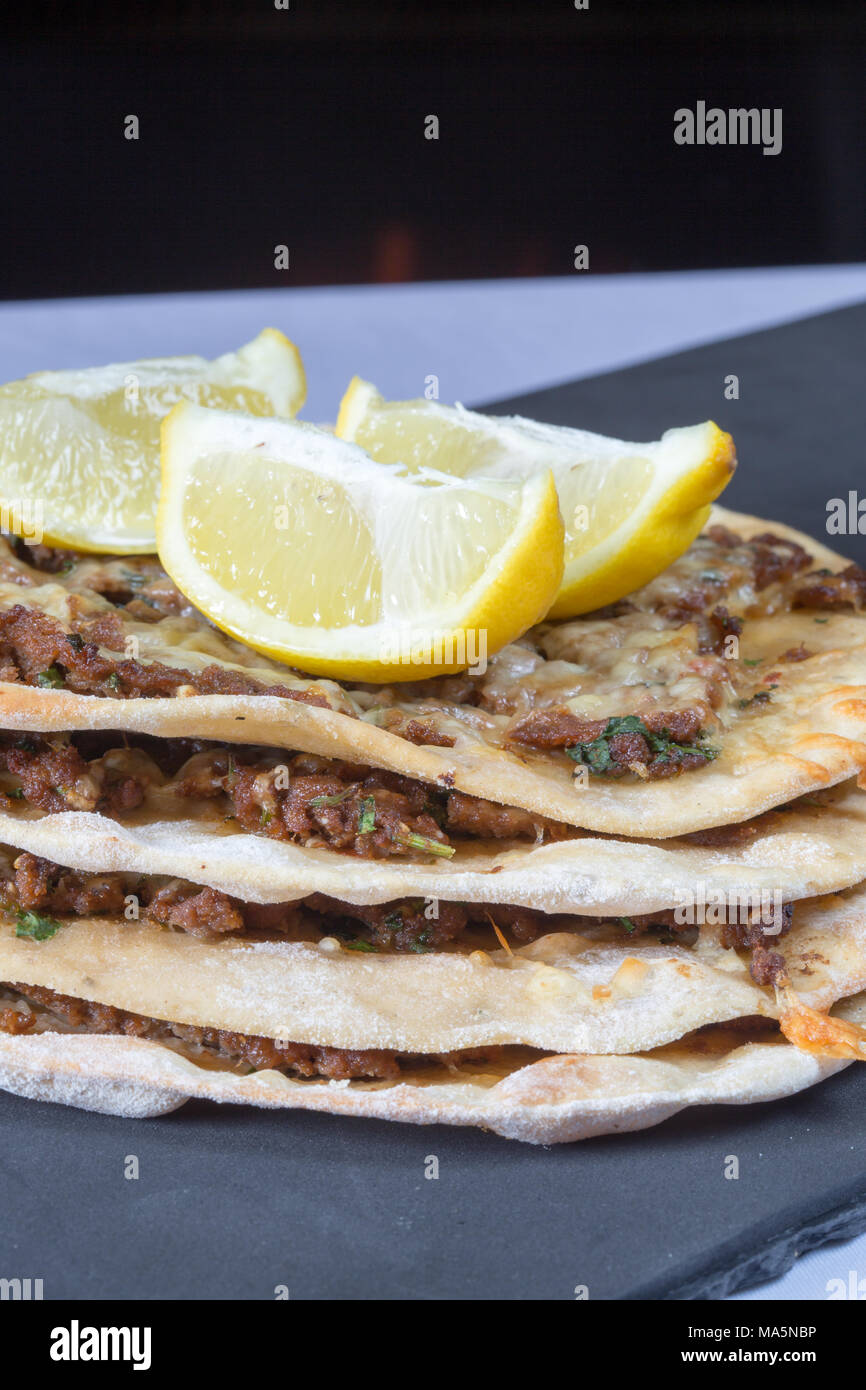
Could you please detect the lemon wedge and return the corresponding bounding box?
[0,328,306,555]
[337,378,736,618]
[157,401,564,682]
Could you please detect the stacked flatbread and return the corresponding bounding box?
[1,505,865,1142]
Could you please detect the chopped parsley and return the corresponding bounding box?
[357,796,377,834]
[6,787,24,799]
[742,658,762,667]
[617,917,637,934]
[36,666,65,689]
[393,829,455,858]
[308,786,356,809]
[565,715,718,773]
[814,617,829,624]
[15,909,62,941]
[383,912,404,933]
[107,672,120,690]
[260,808,272,827]
[408,934,433,953]
[343,939,377,953]
[737,686,777,710]
[66,632,85,652]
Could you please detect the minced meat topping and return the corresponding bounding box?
[0,841,795,974]
[0,848,558,953]
[0,602,332,706]
[1,527,863,782]
[0,982,519,1081]
[348,527,866,778]
[0,731,571,861]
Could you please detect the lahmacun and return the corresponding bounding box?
[2,402,866,1140]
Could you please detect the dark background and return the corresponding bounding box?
[1,0,865,300]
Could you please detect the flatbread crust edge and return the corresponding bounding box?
[3,885,866,1056]
[1,780,866,915]
[0,509,863,838]
[0,1025,848,1144]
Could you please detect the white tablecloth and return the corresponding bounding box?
[2,265,866,1301]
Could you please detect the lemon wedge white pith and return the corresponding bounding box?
[0,328,306,555]
[157,401,564,683]
[337,377,736,618]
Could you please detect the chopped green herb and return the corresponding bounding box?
[742,658,762,667]
[617,917,637,934]
[383,912,404,933]
[15,908,62,941]
[107,672,120,690]
[393,829,455,858]
[738,687,776,710]
[343,939,377,953]
[814,617,829,624]
[260,808,272,827]
[36,666,65,689]
[565,715,718,772]
[7,787,24,800]
[408,935,433,953]
[308,786,356,809]
[66,632,85,652]
[357,796,377,834]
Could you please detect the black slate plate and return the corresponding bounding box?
[484,298,866,573]
[2,301,865,1302]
